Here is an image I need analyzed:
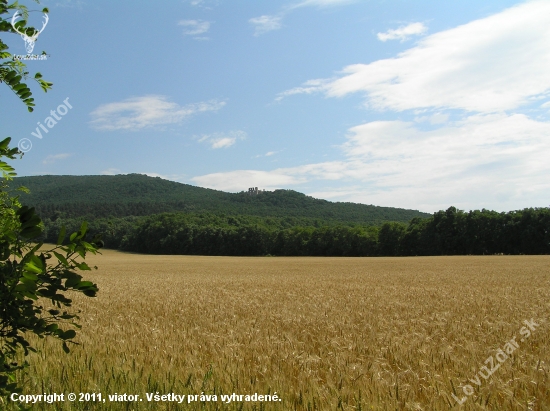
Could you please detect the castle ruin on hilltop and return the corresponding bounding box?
[247,187,265,196]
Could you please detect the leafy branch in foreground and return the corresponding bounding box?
[1,2,99,404]
[1,139,104,403]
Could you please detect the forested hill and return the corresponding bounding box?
[13,174,429,224]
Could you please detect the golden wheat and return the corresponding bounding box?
[9,251,550,410]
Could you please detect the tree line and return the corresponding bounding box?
[39,206,550,256]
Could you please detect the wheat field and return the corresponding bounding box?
[9,251,550,410]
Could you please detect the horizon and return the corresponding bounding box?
[15,173,548,214]
[3,0,550,214]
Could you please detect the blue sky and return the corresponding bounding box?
[2,0,549,213]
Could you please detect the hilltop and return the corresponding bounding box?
[13,174,429,225]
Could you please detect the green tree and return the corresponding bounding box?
[1,1,101,404]
[377,222,406,256]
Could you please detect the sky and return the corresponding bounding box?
[2,0,549,213]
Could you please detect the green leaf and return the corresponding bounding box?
[20,225,43,238]
[62,342,70,353]
[56,226,66,245]
[76,281,95,289]
[18,91,32,100]
[53,251,69,266]
[79,221,88,237]
[3,70,17,81]
[22,271,38,281]
[13,83,27,91]
[7,75,22,85]
[75,262,91,271]
[0,137,11,150]
[24,261,43,274]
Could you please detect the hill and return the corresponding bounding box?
[13,174,430,224]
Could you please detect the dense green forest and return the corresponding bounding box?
[11,175,550,256]
[37,207,550,256]
[14,174,428,223]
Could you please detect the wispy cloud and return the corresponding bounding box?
[141,172,186,181]
[192,169,305,191]
[275,79,330,101]
[289,0,357,10]
[43,153,72,165]
[178,19,211,39]
[250,0,355,36]
[377,22,427,42]
[90,96,225,131]
[101,168,123,175]
[279,0,550,113]
[197,130,247,149]
[186,0,216,8]
[254,150,280,158]
[100,169,185,181]
[249,15,283,36]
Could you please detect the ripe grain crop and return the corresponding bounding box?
[11,251,550,410]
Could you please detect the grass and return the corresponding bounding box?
[7,251,550,410]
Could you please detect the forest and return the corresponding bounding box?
[14,174,428,223]
[37,207,550,256]
[10,175,549,256]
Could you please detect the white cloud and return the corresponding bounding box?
[43,153,72,165]
[186,0,216,8]
[249,15,283,36]
[100,169,185,181]
[289,0,357,9]
[178,19,211,38]
[141,172,185,181]
[191,114,550,211]
[254,150,280,158]
[306,186,363,200]
[90,96,225,131]
[414,112,450,125]
[275,79,330,101]
[281,0,550,113]
[192,170,305,191]
[377,22,427,42]
[101,168,123,175]
[197,130,246,149]
[251,0,354,36]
